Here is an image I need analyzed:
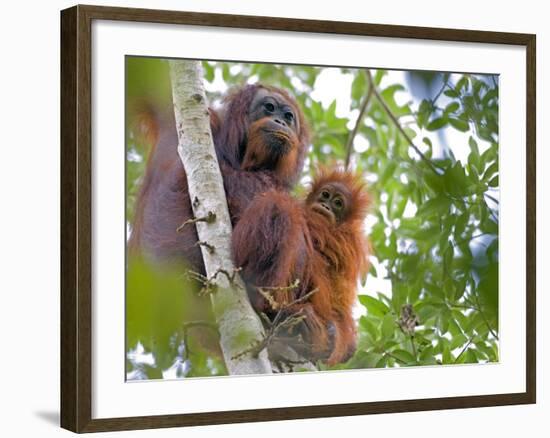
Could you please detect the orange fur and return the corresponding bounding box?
[232,165,370,365]
[241,117,300,183]
[303,167,370,364]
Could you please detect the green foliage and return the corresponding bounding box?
[354,72,499,368]
[125,58,172,224]
[126,57,499,377]
[126,258,227,379]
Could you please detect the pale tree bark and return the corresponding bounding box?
[168,60,272,375]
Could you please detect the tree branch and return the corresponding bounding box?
[484,192,500,206]
[454,337,474,363]
[169,60,272,375]
[344,72,374,169]
[365,69,442,175]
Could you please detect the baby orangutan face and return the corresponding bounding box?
[309,182,351,225]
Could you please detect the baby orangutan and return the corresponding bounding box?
[232,166,370,365]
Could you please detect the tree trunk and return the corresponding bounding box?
[168,59,272,375]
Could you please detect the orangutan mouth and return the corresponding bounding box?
[311,203,336,223]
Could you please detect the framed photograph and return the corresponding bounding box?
[60,4,536,433]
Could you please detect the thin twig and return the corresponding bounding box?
[232,310,307,360]
[453,232,491,246]
[385,352,407,365]
[257,280,303,311]
[454,337,474,363]
[431,79,450,104]
[469,294,499,341]
[271,355,313,373]
[211,267,242,285]
[257,279,301,293]
[482,193,500,223]
[447,193,499,224]
[344,73,374,169]
[195,240,215,254]
[484,193,500,206]
[186,267,244,295]
[232,285,318,360]
[186,270,218,295]
[176,211,216,233]
[365,69,442,175]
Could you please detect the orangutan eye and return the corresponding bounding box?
[333,198,343,209]
[321,190,330,199]
[264,102,275,113]
[284,111,294,122]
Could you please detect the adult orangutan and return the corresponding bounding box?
[232,167,370,365]
[128,84,310,273]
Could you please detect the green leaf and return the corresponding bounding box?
[381,313,396,339]
[412,225,439,242]
[359,316,379,341]
[351,71,367,102]
[416,197,451,217]
[482,88,498,105]
[381,83,405,97]
[391,349,416,364]
[444,102,460,114]
[391,194,409,219]
[426,117,448,131]
[373,69,386,86]
[415,302,441,324]
[456,76,469,92]
[424,171,445,193]
[437,309,451,334]
[202,61,215,82]
[477,263,499,324]
[468,136,479,156]
[222,64,230,81]
[443,241,454,269]
[474,341,494,361]
[449,118,469,132]
[358,295,390,318]
[444,162,471,196]
[450,333,468,350]
[488,176,499,187]
[483,162,499,181]
[444,89,459,98]
[399,255,419,278]
[419,345,435,362]
[349,351,383,369]
[380,161,398,185]
[464,349,478,364]
[454,211,469,239]
[126,258,203,370]
[327,99,337,119]
[417,99,433,128]
[442,345,453,363]
[468,137,481,171]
